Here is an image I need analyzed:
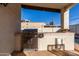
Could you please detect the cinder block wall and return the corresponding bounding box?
[38,32,74,50]
[0,4,20,54]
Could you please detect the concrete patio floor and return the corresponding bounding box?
[11,49,79,56]
[11,43,79,56]
[23,50,79,56]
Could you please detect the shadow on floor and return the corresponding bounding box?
[11,51,26,56]
[48,50,79,56]
[11,50,79,56]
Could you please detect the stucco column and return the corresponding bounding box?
[61,9,69,31]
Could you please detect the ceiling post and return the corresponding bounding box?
[61,8,70,32]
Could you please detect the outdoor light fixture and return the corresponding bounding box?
[0,3,8,7]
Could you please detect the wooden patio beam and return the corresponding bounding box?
[21,4,61,13]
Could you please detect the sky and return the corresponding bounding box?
[70,4,79,25]
[21,3,79,26]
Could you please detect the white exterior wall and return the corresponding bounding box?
[38,32,74,50]
[38,28,53,33]
[38,27,60,33]
[52,27,60,32]
[0,4,20,54]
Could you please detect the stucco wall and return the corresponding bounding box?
[38,28,53,33]
[38,32,74,50]
[0,4,20,53]
[38,27,60,33]
[21,22,45,30]
[52,27,60,32]
[21,22,61,33]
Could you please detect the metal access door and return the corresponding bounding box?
[22,29,38,51]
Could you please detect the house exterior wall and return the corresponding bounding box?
[21,22,61,33]
[38,32,74,50]
[21,22,45,30]
[38,28,53,33]
[38,27,60,33]
[52,27,60,32]
[0,4,20,54]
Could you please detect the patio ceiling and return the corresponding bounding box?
[22,3,76,13]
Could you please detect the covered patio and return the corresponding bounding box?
[21,3,75,51]
[0,3,76,55]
